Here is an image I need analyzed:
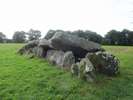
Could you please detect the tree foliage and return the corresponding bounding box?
[104,29,133,45]
[0,32,6,43]
[12,31,26,43]
[71,30,103,43]
[1,28,133,45]
[27,29,41,41]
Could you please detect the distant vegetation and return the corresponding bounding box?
[0,32,6,43]
[0,29,41,43]
[104,29,133,45]
[0,29,133,45]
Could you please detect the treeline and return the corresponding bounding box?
[103,29,133,45]
[0,29,133,45]
[0,29,41,43]
[45,29,133,45]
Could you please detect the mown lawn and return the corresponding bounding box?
[0,44,133,100]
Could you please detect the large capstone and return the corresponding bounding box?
[49,31,101,58]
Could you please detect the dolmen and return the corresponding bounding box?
[18,31,120,82]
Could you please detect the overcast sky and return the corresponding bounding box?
[0,0,133,38]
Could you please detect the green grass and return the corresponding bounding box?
[0,44,133,100]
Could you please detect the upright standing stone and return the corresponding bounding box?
[71,58,95,82]
[62,51,75,68]
[86,51,120,76]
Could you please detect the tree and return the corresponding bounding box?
[121,29,131,45]
[104,29,133,45]
[104,30,121,45]
[0,32,6,43]
[5,39,13,43]
[12,31,26,43]
[84,30,103,43]
[71,30,103,43]
[27,29,41,41]
[127,30,133,45]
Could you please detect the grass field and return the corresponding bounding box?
[0,44,133,100]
